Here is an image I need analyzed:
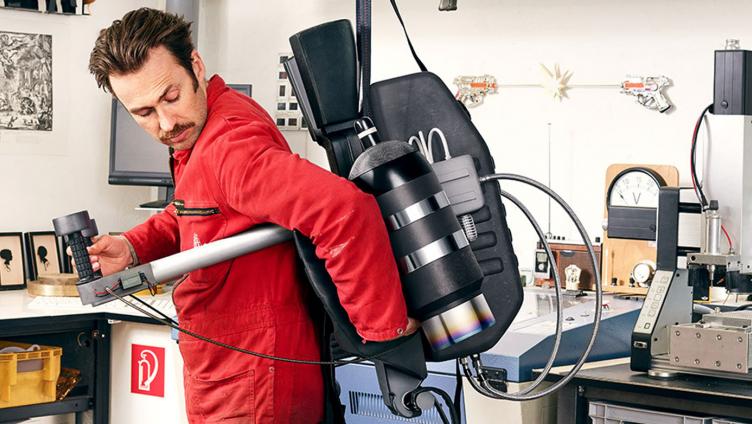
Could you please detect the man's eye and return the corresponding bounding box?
[165,94,179,103]
[138,109,153,117]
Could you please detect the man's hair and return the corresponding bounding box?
[88,8,197,94]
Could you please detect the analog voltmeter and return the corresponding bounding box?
[606,167,666,240]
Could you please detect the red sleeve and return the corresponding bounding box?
[122,204,180,265]
[210,123,409,342]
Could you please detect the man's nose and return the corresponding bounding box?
[158,112,176,133]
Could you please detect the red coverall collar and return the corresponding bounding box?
[171,74,226,163]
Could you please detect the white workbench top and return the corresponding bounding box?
[0,289,176,321]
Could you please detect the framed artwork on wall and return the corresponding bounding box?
[0,31,52,131]
[0,232,26,290]
[1,0,91,15]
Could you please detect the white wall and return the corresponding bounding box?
[0,1,165,235]
[199,0,743,270]
[0,0,741,266]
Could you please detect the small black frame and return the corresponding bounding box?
[25,231,63,280]
[0,232,27,290]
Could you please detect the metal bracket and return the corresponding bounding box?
[688,252,742,271]
[480,366,508,392]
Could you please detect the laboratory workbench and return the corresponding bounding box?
[549,360,752,423]
[0,290,176,423]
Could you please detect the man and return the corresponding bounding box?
[85,7,414,423]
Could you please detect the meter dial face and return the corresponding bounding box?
[536,252,548,271]
[608,169,661,208]
[631,260,656,287]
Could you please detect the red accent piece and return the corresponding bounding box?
[131,344,165,397]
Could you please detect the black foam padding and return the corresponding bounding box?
[289,20,359,127]
[369,72,523,362]
[471,228,497,251]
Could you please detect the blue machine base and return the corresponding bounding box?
[335,288,642,422]
[336,363,465,424]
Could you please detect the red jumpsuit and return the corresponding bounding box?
[123,75,409,423]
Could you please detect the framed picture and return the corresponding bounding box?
[0,233,26,290]
[25,231,62,280]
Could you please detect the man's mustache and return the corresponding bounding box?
[160,122,195,142]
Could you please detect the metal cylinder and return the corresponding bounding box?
[705,209,721,255]
[349,141,494,352]
[150,224,292,283]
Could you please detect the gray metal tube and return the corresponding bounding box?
[705,210,721,255]
[150,224,292,282]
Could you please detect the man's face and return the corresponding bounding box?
[109,46,208,151]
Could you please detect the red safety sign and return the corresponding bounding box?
[131,344,165,397]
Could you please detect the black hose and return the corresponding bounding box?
[423,386,459,424]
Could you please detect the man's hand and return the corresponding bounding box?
[377,317,420,343]
[403,317,420,337]
[67,235,133,276]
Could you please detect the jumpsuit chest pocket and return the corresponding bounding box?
[174,199,230,284]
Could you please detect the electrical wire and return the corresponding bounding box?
[410,386,459,424]
[722,224,734,251]
[497,189,564,395]
[690,104,712,208]
[116,288,460,419]
[462,187,562,397]
[105,287,369,366]
[424,387,459,424]
[128,294,177,326]
[407,127,451,164]
[689,104,735,252]
[435,399,450,424]
[428,128,451,160]
[473,173,602,400]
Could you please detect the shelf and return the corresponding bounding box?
[0,395,90,421]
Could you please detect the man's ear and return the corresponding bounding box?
[190,50,206,86]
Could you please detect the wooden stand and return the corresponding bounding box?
[535,242,602,290]
[27,273,79,297]
[602,164,679,295]
[26,274,165,297]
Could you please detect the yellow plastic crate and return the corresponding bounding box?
[0,341,62,408]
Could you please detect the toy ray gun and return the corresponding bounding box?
[620,76,672,113]
[453,74,498,107]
